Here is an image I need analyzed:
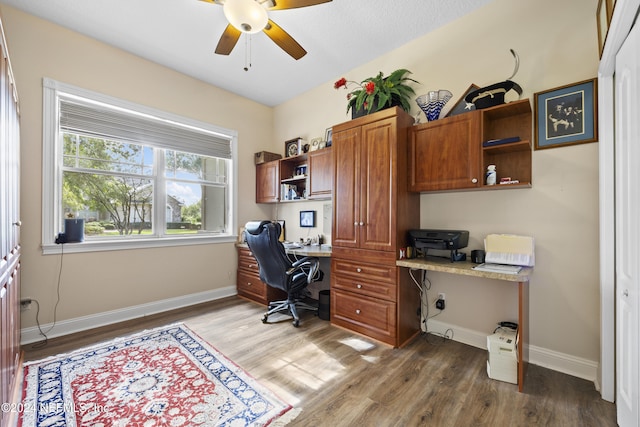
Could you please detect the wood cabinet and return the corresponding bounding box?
[409,99,532,192]
[307,147,332,199]
[236,246,286,305]
[0,17,21,427]
[330,107,420,347]
[255,160,280,203]
[255,148,333,203]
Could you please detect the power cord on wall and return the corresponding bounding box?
[409,268,453,344]
[28,241,64,349]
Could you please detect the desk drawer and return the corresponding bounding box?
[238,248,260,273]
[332,272,396,302]
[331,258,396,285]
[237,269,267,301]
[331,289,396,345]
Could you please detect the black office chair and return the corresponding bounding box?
[244,220,321,327]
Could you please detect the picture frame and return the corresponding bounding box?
[299,210,315,228]
[445,84,479,117]
[534,78,598,150]
[324,127,333,147]
[285,137,302,158]
[276,220,285,241]
[597,0,612,57]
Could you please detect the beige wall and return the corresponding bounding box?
[1,6,273,329]
[4,0,603,370]
[274,0,602,366]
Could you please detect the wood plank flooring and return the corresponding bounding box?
[21,297,617,426]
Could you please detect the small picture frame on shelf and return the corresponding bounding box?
[597,0,612,57]
[324,128,333,147]
[534,78,598,150]
[445,84,479,117]
[285,137,302,158]
[299,210,315,228]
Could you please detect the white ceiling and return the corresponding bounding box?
[0,0,493,106]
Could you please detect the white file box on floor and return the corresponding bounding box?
[486,328,518,384]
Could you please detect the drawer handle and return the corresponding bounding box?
[356,284,362,289]
[355,309,361,315]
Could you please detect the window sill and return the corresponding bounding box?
[41,234,238,255]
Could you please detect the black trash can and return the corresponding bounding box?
[318,290,330,320]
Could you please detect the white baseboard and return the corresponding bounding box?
[20,286,237,345]
[426,319,599,385]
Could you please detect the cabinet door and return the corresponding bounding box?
[255,160,279,203]
[308,147,332,199]
[332,128,360,248]
[409,112,481,191]
[359,118,395,252]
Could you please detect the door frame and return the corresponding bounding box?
[598,0,640,403]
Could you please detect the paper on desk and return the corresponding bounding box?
[484,234,535,267]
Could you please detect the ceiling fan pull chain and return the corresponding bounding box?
[244,34,253,71]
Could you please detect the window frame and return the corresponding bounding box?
[42,78,238,254]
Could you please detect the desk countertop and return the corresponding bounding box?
[396,257,533,283]
[286,245,332,257]
[236,242,332,258]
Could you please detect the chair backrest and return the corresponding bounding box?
[244,221,292,291]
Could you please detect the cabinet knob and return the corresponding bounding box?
[248,264,254,268]
[13,220,21,227]
[471,178,478,183]
[623,289,629,297]
[247,282,252,286]
[354,221,358,226]
[356,284,362,289]
[356,268,362,273]
[355,309,361,315]
[359,222,364,226]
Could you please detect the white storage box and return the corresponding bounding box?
[486,328,518,384]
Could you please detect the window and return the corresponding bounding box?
[42,79,238,254]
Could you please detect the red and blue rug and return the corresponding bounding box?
[19,324,294,426]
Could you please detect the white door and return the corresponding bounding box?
[615,18,640,427]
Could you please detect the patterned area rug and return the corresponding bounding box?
[19,324,294,426]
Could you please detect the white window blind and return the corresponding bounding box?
[59,98,232,159]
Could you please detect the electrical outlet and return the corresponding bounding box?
[20,298,32,311]
[438,293,445,301]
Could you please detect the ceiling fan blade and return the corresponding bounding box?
[268,0,332,11]
[263,19,307,60]
[215,24,242,55]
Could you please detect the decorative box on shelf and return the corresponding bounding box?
[254,151,282,165]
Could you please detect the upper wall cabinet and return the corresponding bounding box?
[255,160,280,203]
[255,147,333,203]
[409,99,532,193]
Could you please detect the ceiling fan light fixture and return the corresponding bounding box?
[223,0,268,34]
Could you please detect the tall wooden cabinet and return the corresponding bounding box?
[330,107,420,347]
[0,16,21,427]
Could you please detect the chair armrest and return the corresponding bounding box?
[287,256,320,283]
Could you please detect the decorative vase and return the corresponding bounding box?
[416,90,453,121]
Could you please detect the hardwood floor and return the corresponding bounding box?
[21,297,617,426]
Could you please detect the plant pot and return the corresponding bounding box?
[351,94,403,119]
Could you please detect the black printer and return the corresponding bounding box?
[408,229,470,262]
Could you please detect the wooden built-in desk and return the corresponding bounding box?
[396,256,532,392]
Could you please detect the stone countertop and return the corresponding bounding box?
[396,256,533,283]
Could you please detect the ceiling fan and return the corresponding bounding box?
[201,0,332,60]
